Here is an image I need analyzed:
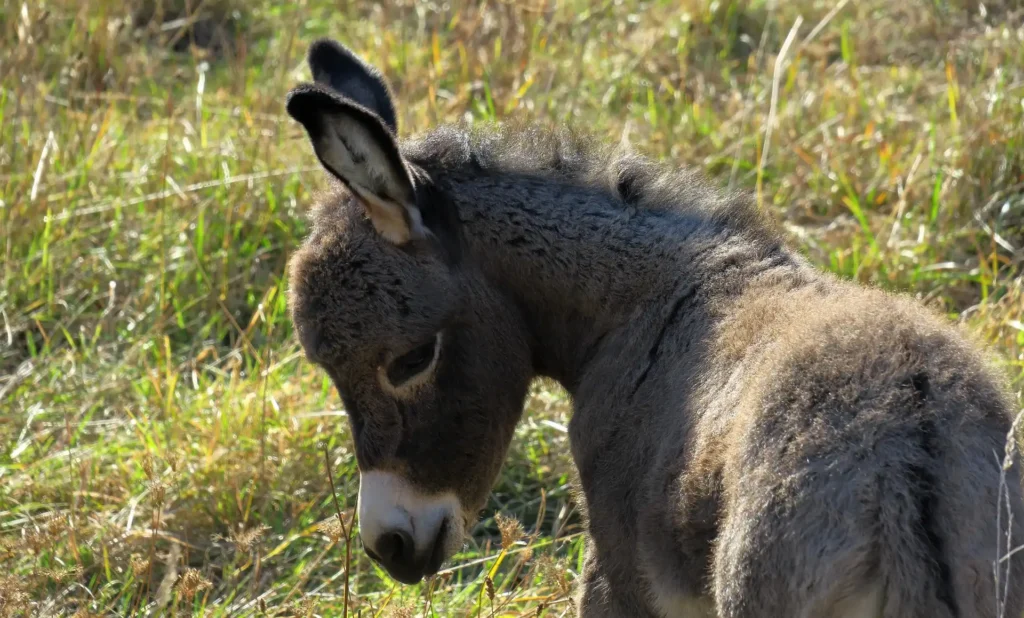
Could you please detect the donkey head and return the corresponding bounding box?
[284,39,534,584]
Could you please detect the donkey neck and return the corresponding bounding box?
[440,171,773,391]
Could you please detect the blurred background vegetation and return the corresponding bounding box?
[1,0,1023,615]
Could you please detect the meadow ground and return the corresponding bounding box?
[2,0,1024,616]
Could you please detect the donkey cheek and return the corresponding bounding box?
[354,438,387,470]
[354,424,400,470]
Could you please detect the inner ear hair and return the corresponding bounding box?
[286,83,427,245]
[404,177,463,265]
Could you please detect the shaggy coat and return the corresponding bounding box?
[283,38,1024,617]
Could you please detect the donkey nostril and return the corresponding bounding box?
[374,528,416,573]
[381,531,405,562]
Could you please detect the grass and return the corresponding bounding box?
[1,0,1023,615]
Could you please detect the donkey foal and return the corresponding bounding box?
[283,38,1024,617]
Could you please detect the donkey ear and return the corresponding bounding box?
[307,38,399,135]
[286,84,427,245]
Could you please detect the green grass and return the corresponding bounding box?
[2,0,1023,615]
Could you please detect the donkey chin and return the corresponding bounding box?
[356,470,467,584]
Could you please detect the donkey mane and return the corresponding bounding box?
[304,118,783,249]
[399,119,784,243]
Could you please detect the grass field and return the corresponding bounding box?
[2,0,1024,615]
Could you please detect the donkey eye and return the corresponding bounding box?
[386,336,438,386]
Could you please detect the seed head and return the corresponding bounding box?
[147,478,168,504]
[129,553,151,577]
[41,565,83,582]
[293,597,317,617]
[495,512,524,551]
[0,536,18,559]
[535,555,572,595]
[175,568,212,602]
[388,605,414,618]
[229,523,270,554]
[317,516,345,543]
[517,546,535,565]
[24,516,70,553]
[165,451,183,472]
[0,575,29,618]
[141,453,155,480]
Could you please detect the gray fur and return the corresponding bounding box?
[285,40,1024,617]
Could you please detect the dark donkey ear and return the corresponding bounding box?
[307,38,399,134]
[286,41,426,245]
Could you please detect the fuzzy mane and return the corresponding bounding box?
[400,118,783,244]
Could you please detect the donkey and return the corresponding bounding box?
[283,37,1024,617]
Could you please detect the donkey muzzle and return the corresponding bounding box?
[357,470,462,584]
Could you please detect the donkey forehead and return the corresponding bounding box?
[290,220,458,361]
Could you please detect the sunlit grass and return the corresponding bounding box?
[1,0,1023,615]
